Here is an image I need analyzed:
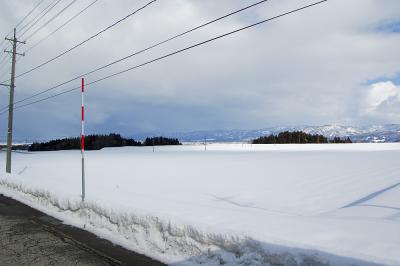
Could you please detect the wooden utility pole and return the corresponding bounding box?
[4,28,25,173]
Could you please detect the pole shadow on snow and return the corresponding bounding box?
[340,181,400,221]
[207,193,296,216]
[342,181,400,208]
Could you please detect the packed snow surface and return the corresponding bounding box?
[0,144,399,265]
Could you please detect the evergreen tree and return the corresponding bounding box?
[144,136,181,146]
[28,134,182,151]
[252,131,351,144]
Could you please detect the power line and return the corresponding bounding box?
[0,73,8,81]
[24,0,100,54]
[15,0,48,30]
[0,0,328,115]
[0,42,9,54]
[6,0,272,108]
[5,0,60,55]
[18,0,60,34]
[0,42,12,61]
[0,0,144,83]
[23,0,79,42]
[0,67,11,81]
[5,0,157,83]
[19,0,62,39]
[18,0,53,33]
[0,0,47,64]
[0,63,10,74]
[0,56,12,80]
[0,56,9,67]
[0,67,7,78]
[2,0,153,83]
[0,0,46,44]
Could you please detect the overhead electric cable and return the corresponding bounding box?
[0,69,11,78]
[19,0,63,39]
[0,56,12,77]
[24,0,99,53]
[0,66,10,80]
[0,0,46,46]
[0,0,47,63]
[0,42,8,52]
[15,0,48,30]
[18,0,54,33]
[8,0,271,106]
[0,0,328,115]
[24,0,79,42]
[8,0,157,82]
[0,56,9,66]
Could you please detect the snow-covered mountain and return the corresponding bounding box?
[169,124,400,143]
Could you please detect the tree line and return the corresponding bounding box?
[252,131,352,144]
[28,134,181,151]
[143,136,181,146]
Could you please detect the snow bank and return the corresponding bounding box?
[0,178,342,266]
[0,144,399,265]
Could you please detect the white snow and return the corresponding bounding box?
[0,143,399,265]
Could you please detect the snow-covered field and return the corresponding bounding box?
[0,143,399,265]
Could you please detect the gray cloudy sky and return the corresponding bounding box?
[0,0,399,140]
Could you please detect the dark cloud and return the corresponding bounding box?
[0,0,400,140]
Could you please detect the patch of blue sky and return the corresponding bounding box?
[376,20,400,33]
[364,73,400,86]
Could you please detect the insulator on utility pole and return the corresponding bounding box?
[4,28,25,174]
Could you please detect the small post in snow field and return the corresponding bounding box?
[81,78,86,201]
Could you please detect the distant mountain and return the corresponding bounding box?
[163,124,400,143]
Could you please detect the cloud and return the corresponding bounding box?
[0,0,400,140]
[363,81,400,120]
[365,81,399,112]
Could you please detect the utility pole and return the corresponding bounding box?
[4,28,25,173]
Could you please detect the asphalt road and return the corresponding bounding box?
[0,194,165,266]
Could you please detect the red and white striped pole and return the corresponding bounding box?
[81,78,86,201]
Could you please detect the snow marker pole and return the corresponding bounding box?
[81,78,86,201]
